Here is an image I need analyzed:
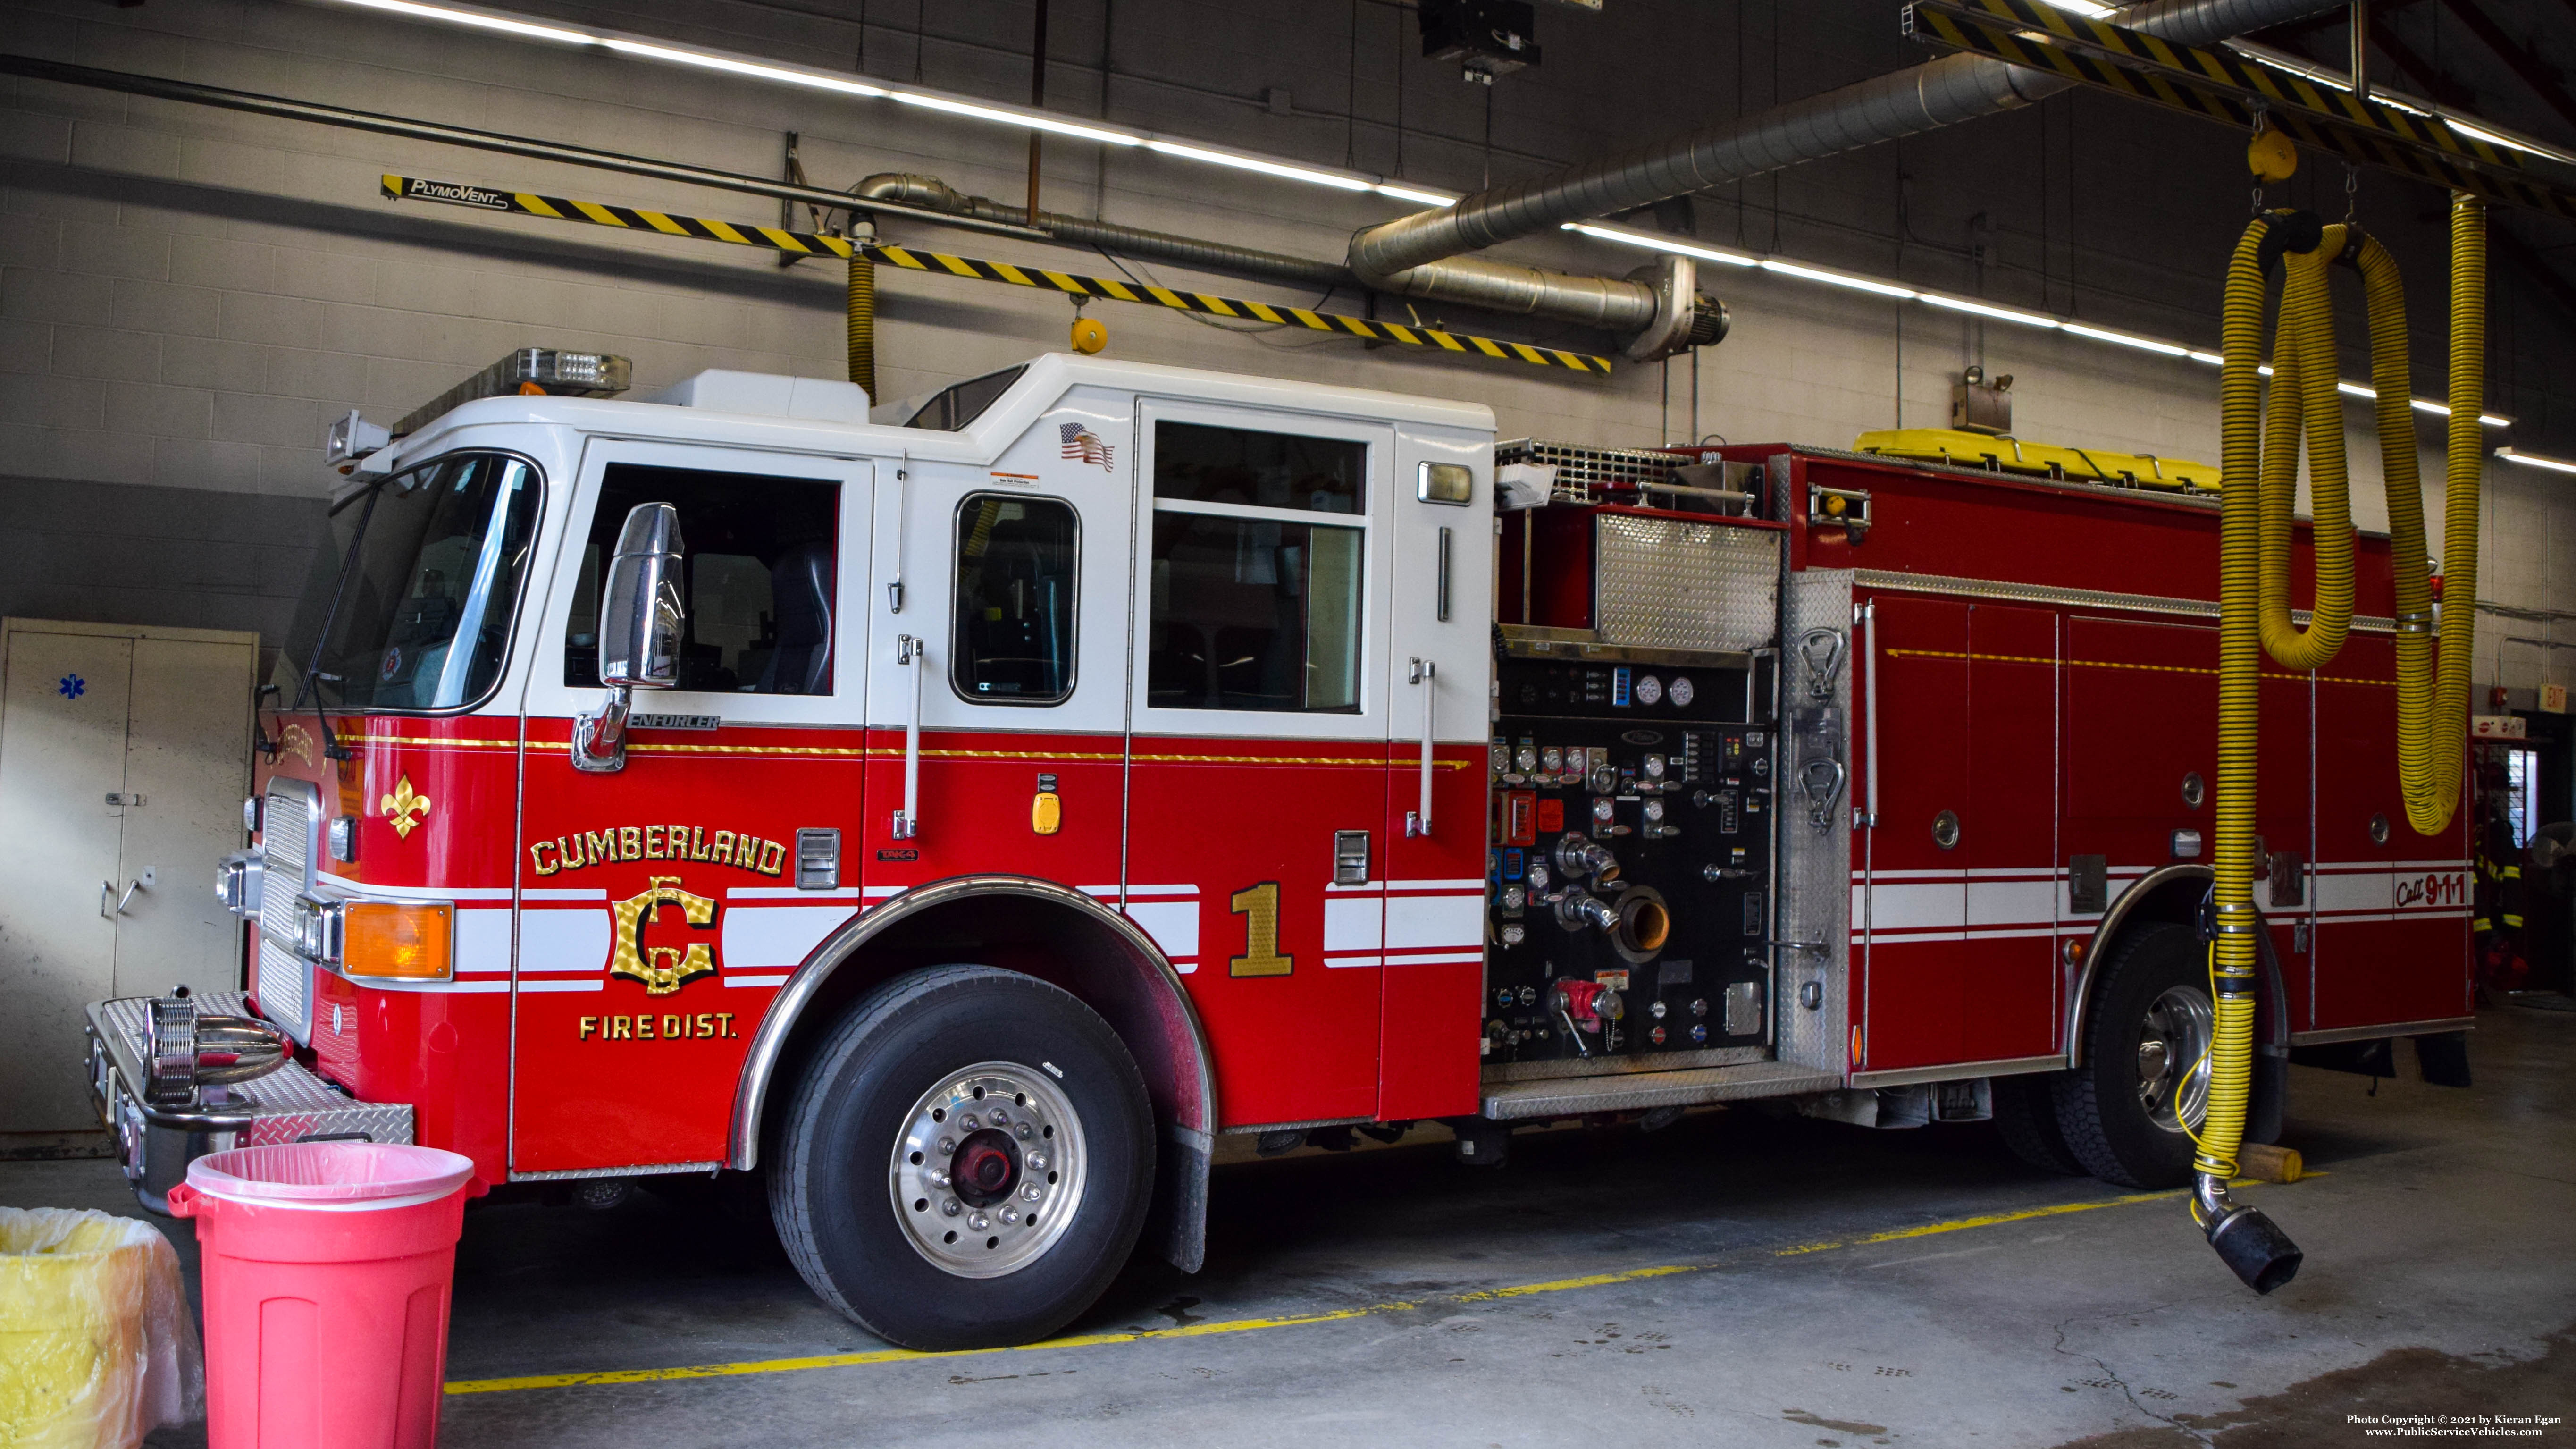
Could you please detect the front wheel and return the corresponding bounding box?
[770,964,1154,1350]
[2052,922,2216,1189]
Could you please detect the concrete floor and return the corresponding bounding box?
[8,1002,2571,1448]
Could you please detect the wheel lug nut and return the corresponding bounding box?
[1015,1123,1032,1140]
[999,1206,1020,1224]
[937,1137,955,1154]
[968,1212,990,1231]
[960,1112,980,1130]
[928,1169,950,1187]
[942,1199,962,1217]
[990,1108,1009,1126]
[1021,1183,1042,1202]
[1025,1152,1046,1170]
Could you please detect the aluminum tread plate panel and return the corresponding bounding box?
[1480,1061,1840,1119]
[92,994,414,1146]
[1594,515,1780,653]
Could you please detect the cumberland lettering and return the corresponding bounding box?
[529,825,789,877]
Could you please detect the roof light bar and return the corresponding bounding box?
[298,0,2516,429]
[2493,448,2574,473]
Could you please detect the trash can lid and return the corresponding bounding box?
[185,1143,476,1208]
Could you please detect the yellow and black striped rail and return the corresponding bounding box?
[1905,0,2576,224]
[382,174,1611,374]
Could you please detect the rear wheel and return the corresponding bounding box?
[770,964,1154,1350]
[1991,1072,2084,1175]
[2052,922,2215,1189]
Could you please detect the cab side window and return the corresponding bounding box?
[1145,421,1366,713]
[566,464,839,693]
[951,494,1078,705]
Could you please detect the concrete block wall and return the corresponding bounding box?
[1,0,2569,699]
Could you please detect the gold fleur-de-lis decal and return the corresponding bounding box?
[380,775,433,839]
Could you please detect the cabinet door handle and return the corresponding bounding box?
[892,635,923,839]
[1407,658,1436,838]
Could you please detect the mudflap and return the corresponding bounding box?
[1149,1122,1210,1273]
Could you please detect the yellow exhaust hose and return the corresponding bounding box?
[2200,196,2485,1293]
[847,253,878,402]
[2255,227,2355,668]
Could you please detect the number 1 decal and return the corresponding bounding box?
[1228,881,1293,977]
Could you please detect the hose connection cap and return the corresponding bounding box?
[2205,1203,2303,1295]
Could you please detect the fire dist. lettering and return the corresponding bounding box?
[529,826,789,878]
[578,1013,737,1041]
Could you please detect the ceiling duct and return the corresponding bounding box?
[1349,0,2345,278]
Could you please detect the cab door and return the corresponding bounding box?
[1125,401,1393,1128]
[512,440,871,1174]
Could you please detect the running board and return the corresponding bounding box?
[1480,1061,1842,1120]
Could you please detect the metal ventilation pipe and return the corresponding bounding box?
[854,174,1722,360]
[1349,0,2343,277]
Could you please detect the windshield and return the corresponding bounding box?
[279,453,541,712]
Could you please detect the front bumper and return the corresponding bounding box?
[85,991,415,1213]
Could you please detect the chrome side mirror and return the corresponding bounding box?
[575,503,685,773]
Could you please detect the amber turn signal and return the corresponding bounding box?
[339,901,454,980]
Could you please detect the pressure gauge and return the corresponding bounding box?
[1635,674,1663,707]
[1564,746,1586,774]
[1668,675,1695,708]
[1643,799,1666,823]
[1527,862,1550,891]
[1541,746,1564,773]
[1515,745,1539,773]
[1501,924,1527,946]
[1643,754,1667,780]
[1593,797,1618,824]
[1491,744,1511,774]
[1501,885,1527,910]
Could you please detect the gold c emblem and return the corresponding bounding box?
[611,876,717,995]
[279,723,316,767]
[380,775,432,839]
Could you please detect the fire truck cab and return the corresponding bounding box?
[84,346,2470,1351]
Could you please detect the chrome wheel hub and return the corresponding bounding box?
[889,1062,1086,1278]
[2135,984,2215,1135]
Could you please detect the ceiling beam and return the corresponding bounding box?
[2439,0,2576,139]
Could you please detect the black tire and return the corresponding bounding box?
[1991,1072,2085,1175]
[770,964,1154,1350]
[2052,922,2215,1189]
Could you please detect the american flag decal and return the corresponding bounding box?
[1060,422,1115,469]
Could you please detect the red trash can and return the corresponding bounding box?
[166,1142,481,1449]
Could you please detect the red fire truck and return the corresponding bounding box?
[84,346,2469,1350]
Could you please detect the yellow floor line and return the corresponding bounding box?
[446,1178,2301,1397]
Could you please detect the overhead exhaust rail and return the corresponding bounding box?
[380,175,1616,373]
[1905,0,2576,222]
[1346,0,2341,278]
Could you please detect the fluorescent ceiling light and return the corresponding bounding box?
[1920,294,2060,328]
[1564,223,1759,267]
[2063,322,2190,357]
[2497,447,2576,474]
[1760,258,1915,297]
[603,40,888,97]
[331,0,591,43]
[2444,116,2576,165]
[1145,140,1372,190]
[2036,0,2115,15]
[1376,184,1458,206]
[893,92,1136,144]
[2188,351,2224,365]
